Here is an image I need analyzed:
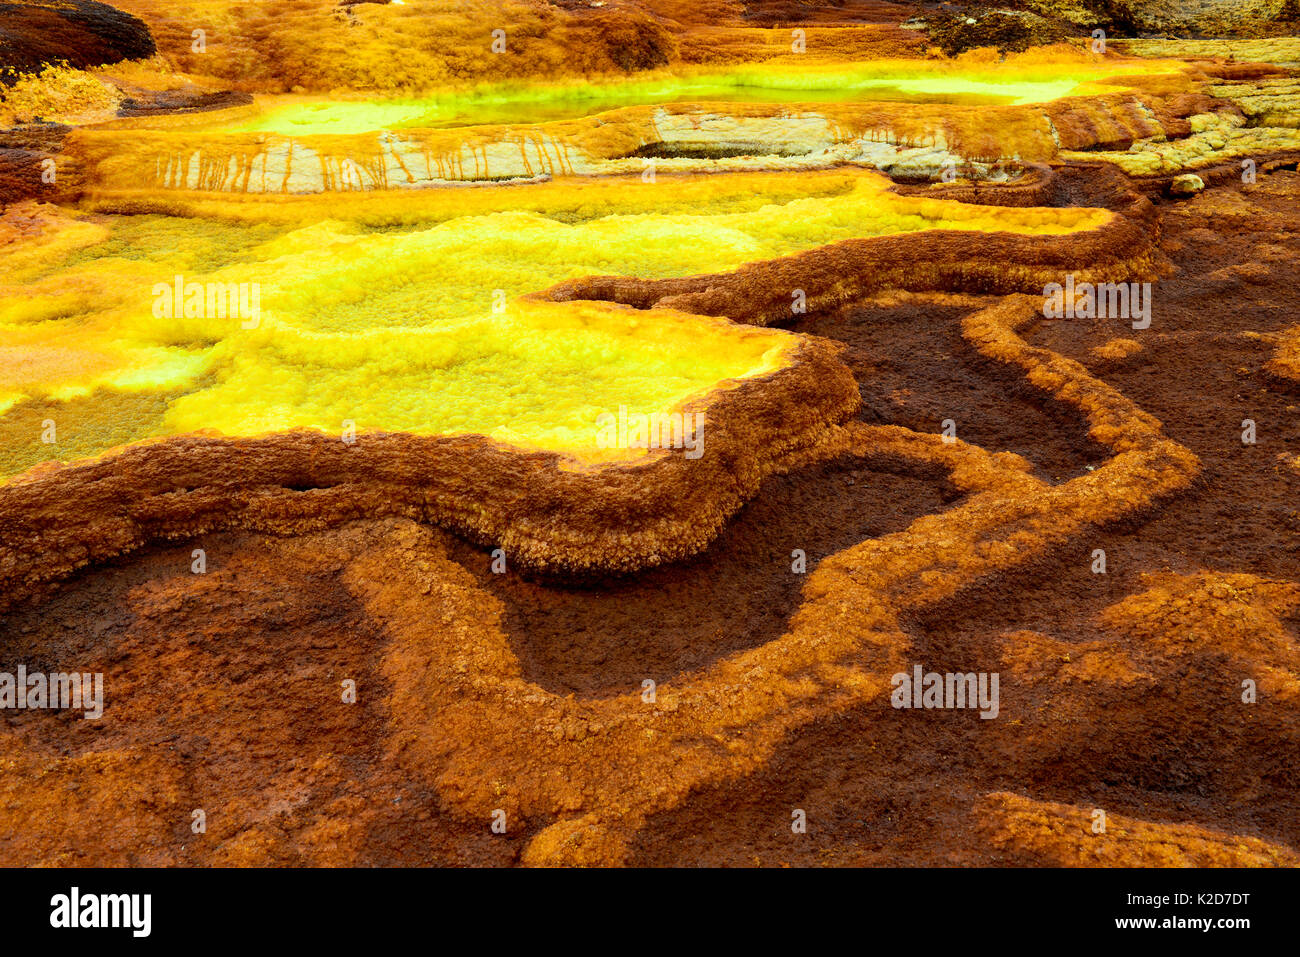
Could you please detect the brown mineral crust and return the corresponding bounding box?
[939,87,1179,160]
[916,5,1073,57]
[988,572,1300,804]
[3,5,1298,868]
[312,297,1203,864]
[1039,89,1173,152]
[0,524,463,866]
[1089,336,1143,363]
[0,331,860,610]
[366,172,1290,864]
[114,87,253,117]
[888,160,1140,209]
[1197,62,1296,82]
[0,123,67,205]
[977,792,1300,867]
[1266,327,1300,389]
[103,0,921,92]
[888,160,1061,205]
[671,22,926,64]
[0,0,156,82]
[3,274,1279,866]
[0,747,187,866]
[544,192,1164,326]
[735,0,920,26]
[969,0,1300,40]
[1145,90,1227,140]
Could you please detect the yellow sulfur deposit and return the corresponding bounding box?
[0,166,1110,478]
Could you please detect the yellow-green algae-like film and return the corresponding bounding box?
[222,58,1196,134]
[0,167,1112,478]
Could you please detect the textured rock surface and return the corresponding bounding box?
[1010,0,1300,37]
[1,0,1298,870]
[914,6,1071,56]
[0,0,155,81]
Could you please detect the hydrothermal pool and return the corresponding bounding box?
[223,59,1193,135]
